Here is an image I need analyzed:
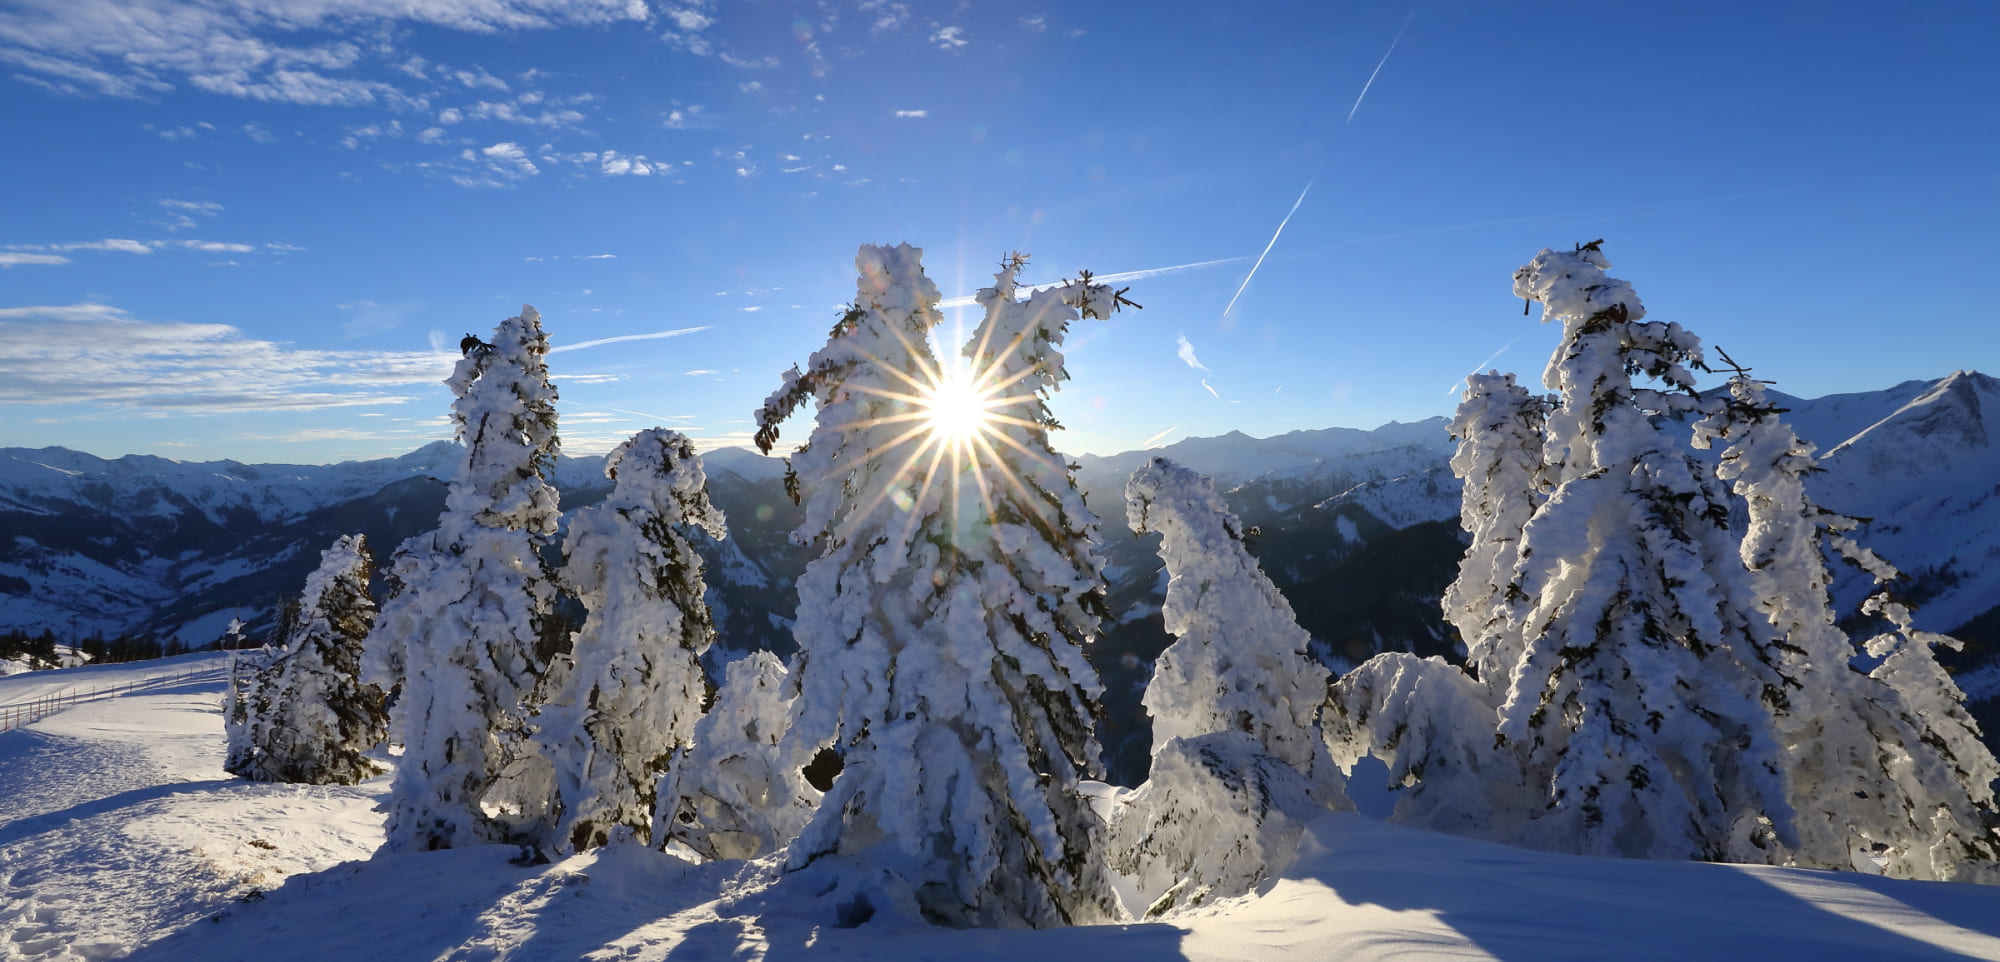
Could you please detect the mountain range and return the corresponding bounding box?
[3,370,1995,783]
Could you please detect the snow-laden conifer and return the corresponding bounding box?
[360,532,431,745]
[382,306,564,852]
[1317,372,1545,841]
[234,535,387,784]
[1108,456,1348,915]
[658,650,817,861]
[535,428,725,853]
[1441,371,1548,693]
[759,247,1127,927]
[1694,372,2000,880]
[1498,245,1795,862]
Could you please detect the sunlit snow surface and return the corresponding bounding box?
[6,655,2000,961]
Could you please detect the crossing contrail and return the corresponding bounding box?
[550,326,711,353]
[936,256,1246,309]
[1348,0,1424,124]
[1219,179,1313,323]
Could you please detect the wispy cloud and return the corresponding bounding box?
[930,24,967,49]
[1175,335,1208,372]
[549,326,712,354]
[0,252,68,267]
[0,303,450,413]
[0,0,648,104]
[893,108,928,118]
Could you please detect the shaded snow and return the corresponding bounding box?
[6,657,2000,960]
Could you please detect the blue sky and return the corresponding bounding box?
[2,0,1995,464]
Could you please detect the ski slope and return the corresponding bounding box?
[4,657,2000,961]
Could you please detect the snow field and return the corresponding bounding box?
[7,656,2000,960]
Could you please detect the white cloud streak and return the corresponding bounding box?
[0,253,69,267]
[0,303,451,413]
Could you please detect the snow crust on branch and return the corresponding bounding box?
[536,428,724,853]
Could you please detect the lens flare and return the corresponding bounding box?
[921,368,994,445]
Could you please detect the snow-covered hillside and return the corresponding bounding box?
[6,656,2000,961]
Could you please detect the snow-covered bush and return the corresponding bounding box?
[535,428,725,853]
[1108,456,1348,915]
[1695,373,2000,880]
[1110,731,1325,918]
[1324,652,1523,838]
[381,306,564,852]
[230,535,387,785]
[757,247,1127,927]
[657,650,817,861]
[1495,245,1796,862]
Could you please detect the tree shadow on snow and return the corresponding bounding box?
[0,777,239,847]
[668,915,1190,962]
[125,842,766,962]
[1292,813,2000,962]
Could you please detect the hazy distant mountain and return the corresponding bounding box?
[3,372,1996,783]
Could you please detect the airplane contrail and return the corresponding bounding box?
[936,256,1246,309]
[1219,179,1313,323]
[1347,0,1424,124]
[550,325,711,353]
[1141,424,1179,448]
[1444,337,1523,394]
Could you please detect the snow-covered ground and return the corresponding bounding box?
[6,656,2000,961]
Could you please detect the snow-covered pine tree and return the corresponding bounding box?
[221,646,267,776]
[658,650,817,861]
[1108,456,1349,916]
[1693,370,2000,880]
[1441,371,1549,694]
[235,535,388,784]
[1316,372,1548,840]
[1498,245,1796,862]
[360,532,432,746]
[758,247,1127,927]
[382,305,564,852]
[535,428,726,853]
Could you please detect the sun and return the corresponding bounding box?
[920,368,995,445]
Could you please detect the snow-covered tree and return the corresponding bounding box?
[233,535,387,785]
[1108,456,1349,915]
[1694,371,2000,880]
[535,428,725,853]
[657,650,818,861]
[1316,372,1547,841]
[1440,371,1549,693]
[758,247,1128,927]
[222,646,272,777]
[1497,245,1795,862]
[381,305,564,853]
